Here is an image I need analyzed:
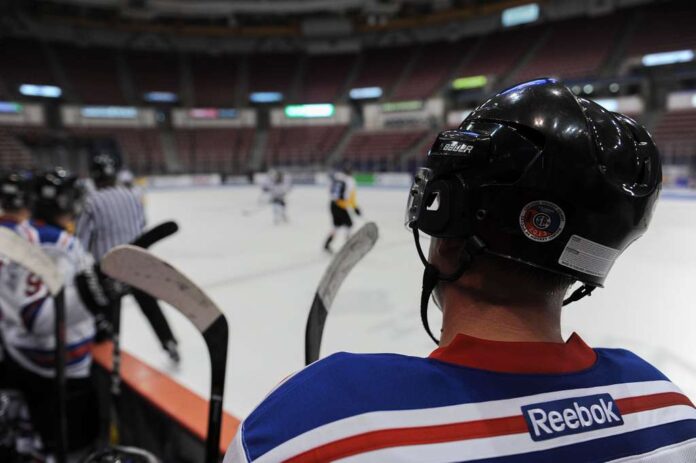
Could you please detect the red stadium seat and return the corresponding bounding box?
[265,126,348,166]
[177,128,255,173]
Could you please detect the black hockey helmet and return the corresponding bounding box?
[33,167,84,223]
[0,171,33,212]
[90,152,119,184]
[405,78,662,343]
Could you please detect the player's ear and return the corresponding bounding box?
[428,237,466,275]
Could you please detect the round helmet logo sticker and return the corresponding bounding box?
[519,201,566,242]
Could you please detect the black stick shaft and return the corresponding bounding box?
[305,294,328,366]
[107,220,178,443]
[54,289,68,463]
[203,316,228,463]
[131,221,178,249]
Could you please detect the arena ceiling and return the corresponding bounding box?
[0,0,661,53]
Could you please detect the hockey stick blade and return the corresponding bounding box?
[100,245,228,463]
[305,222,379,365]
[131,221,179,249]
[0,227,63,295]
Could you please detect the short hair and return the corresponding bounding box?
[482,253,576,297]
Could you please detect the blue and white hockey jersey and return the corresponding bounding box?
[224,333,696,462]
[0,218,96,378]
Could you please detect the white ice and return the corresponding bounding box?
[118,185,696,421]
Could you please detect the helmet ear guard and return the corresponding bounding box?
[416,178,472,238]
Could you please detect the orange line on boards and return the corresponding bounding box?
[92,342,240,454]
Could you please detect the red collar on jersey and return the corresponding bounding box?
[0,216,20,224]
[429,332,597,374]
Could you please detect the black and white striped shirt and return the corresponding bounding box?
[76,186,146,261]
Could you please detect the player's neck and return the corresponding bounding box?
[439,287,563,346]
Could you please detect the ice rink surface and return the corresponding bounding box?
[119,185,696,420]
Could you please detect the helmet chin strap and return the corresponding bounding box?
[411,227,596,344]
[411,227,485,345]
[563,284,595,306]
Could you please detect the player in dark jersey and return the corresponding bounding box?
[225,79,696,462]
[324,164,361,253]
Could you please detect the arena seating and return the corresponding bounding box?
[513,15,623,82]
[0,39,56,100]
[55,45,127,105]
[127,51,181,102]
[391,42,462,100]
[191,54,240,107]
[176,128,254,173]
[0,128,35,170]
[455,28,544,83]
[351,47,413,97]
[297,54,356,103]
[341,129,428,170]
[265,125,348,166]
[652,109,696,163]
[69,127,166,174]
[626,3,696,57]
[248,54,299,96]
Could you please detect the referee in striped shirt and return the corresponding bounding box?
[76,153,179,362]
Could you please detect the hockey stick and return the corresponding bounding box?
[0,228,68,463]
[101,245,228,463]
[305,222,379,365]
[106,220,179,444]
[131,221,179,249]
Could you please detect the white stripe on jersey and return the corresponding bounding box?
[224,427,249,463]
[335,405,696,463]
[251,380,687,463]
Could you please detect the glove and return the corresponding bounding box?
[354,207,362,216]
[75,267,112,315]
[76,265,129,317]
[94,313,113,343]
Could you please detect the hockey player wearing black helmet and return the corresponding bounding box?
[0,171,33,224]
[224,79,696,463]
[0,168,111,456]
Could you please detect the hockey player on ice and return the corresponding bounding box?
[261,169,291,225]
[0,168,111,457]
[323,163,361,253]
[224,80,696,462]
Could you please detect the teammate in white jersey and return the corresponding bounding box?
[323,164,361,253]
[0,168,111,455]
[262,169,291,225]
[225,79,696,462]
[0,170,34,388]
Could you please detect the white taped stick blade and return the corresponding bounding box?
[0,227,63,295]
[317,222,379,309]
[101,245,221,333]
